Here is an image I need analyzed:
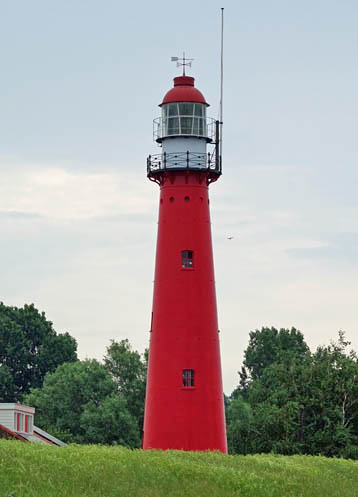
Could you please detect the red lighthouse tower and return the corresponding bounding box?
[143,60,227,453]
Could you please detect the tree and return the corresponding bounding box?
[25,359,140,447]
[226,395,255,455]
[304,332,358,457]
[0,364,16,402]
[244,359,312,455]
[104,339,147,433]
[81,396,140,447]
[0,302,77,401]
[228,329,358,459]
[241,327,310,382]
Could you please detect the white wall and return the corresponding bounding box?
[162,137,207,155]
[0,403,35,434]
[0,409,15,431]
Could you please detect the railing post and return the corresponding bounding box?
[207,152,211,170]
[163,152,166,170]
[147,155,151,174]
[187,151,190,169]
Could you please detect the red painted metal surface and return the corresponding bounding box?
[161,76,209,106]
[143,171,227,452]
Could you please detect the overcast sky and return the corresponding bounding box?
[1,0,357,393]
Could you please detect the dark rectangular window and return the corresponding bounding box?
[182,250,193,268]
[183,369,195,387]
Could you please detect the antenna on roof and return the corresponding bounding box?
[171,53,194,76]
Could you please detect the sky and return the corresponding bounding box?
[1,0,357,393]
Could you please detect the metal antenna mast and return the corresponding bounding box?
[220,8,224,165]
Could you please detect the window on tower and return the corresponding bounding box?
[167,117,180,135]
[181,117,193,134]
[178,103,194,115]
[182,250,193,268]
[168,103,179,116]
[161,102,207,137]
[183,369,195,387]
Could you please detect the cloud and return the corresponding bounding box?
[0,162,156,221]
[0,210,42,219]
[287,233,358,262]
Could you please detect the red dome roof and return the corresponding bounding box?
[160,76,209,106]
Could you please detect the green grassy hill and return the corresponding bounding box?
[1,440,357,497]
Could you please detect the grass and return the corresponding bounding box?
[1,440,358,497]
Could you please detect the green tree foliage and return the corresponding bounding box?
[0,364,16,402]
[241,326,310,381]
[226,395,255,455]
[104,339,147,433]
[305,333,358,457]
[81,396,140,447]
[228,328,358,459]
[25,359,140,447]
[0,302,77,402]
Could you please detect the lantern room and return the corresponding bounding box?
[148,73,221,179]
[154,75,214,143]
[160,102,207,138]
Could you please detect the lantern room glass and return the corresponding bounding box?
[161,103,207,137]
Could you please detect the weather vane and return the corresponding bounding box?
[171,52,194,76]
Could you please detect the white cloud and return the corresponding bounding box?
[0,162,156,221]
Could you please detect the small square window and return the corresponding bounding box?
[183,369,195,387]
[182,250,193,268]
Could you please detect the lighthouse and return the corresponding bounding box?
[143,58,227,453]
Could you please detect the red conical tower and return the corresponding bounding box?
[143,61,227,453]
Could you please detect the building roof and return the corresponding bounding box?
[0,423,66,446]
[0,424,28,442]
[0,403,35,415]
[33,426,67,447]
[160,76,209,107]
[0,402,67,447]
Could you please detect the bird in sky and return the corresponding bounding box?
[227,236,234,240]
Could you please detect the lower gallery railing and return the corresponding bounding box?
[147,152,221,175]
